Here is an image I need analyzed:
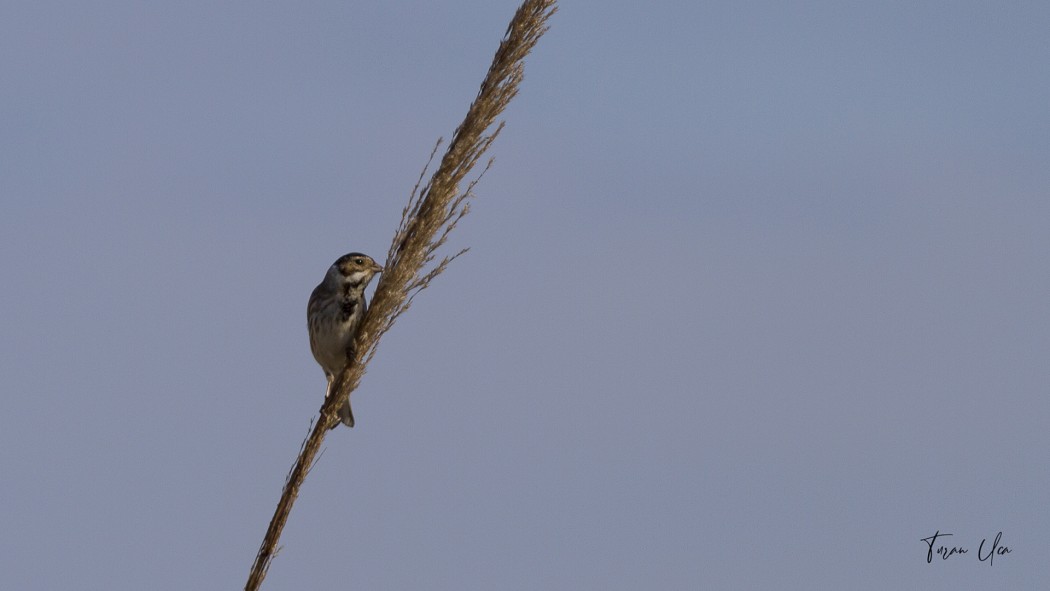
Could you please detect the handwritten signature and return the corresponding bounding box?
[921,531,1012,565]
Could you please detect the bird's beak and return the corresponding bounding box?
[372,262,384,274]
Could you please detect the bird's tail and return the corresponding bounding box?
[323,378,355,429]
[330,399,355,429]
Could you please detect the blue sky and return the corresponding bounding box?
[2,1,1048,589]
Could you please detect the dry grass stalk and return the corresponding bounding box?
[244,2,557,589]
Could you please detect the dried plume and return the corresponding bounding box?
[245,2,557,589]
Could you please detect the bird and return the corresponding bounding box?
[307,252,383,428]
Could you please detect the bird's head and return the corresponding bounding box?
[331,252,384,288]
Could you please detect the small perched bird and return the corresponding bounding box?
[307,252,383,428]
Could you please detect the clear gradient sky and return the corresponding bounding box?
[2,1,1049,589]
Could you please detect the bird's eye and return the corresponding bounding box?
[354,258,364,265]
